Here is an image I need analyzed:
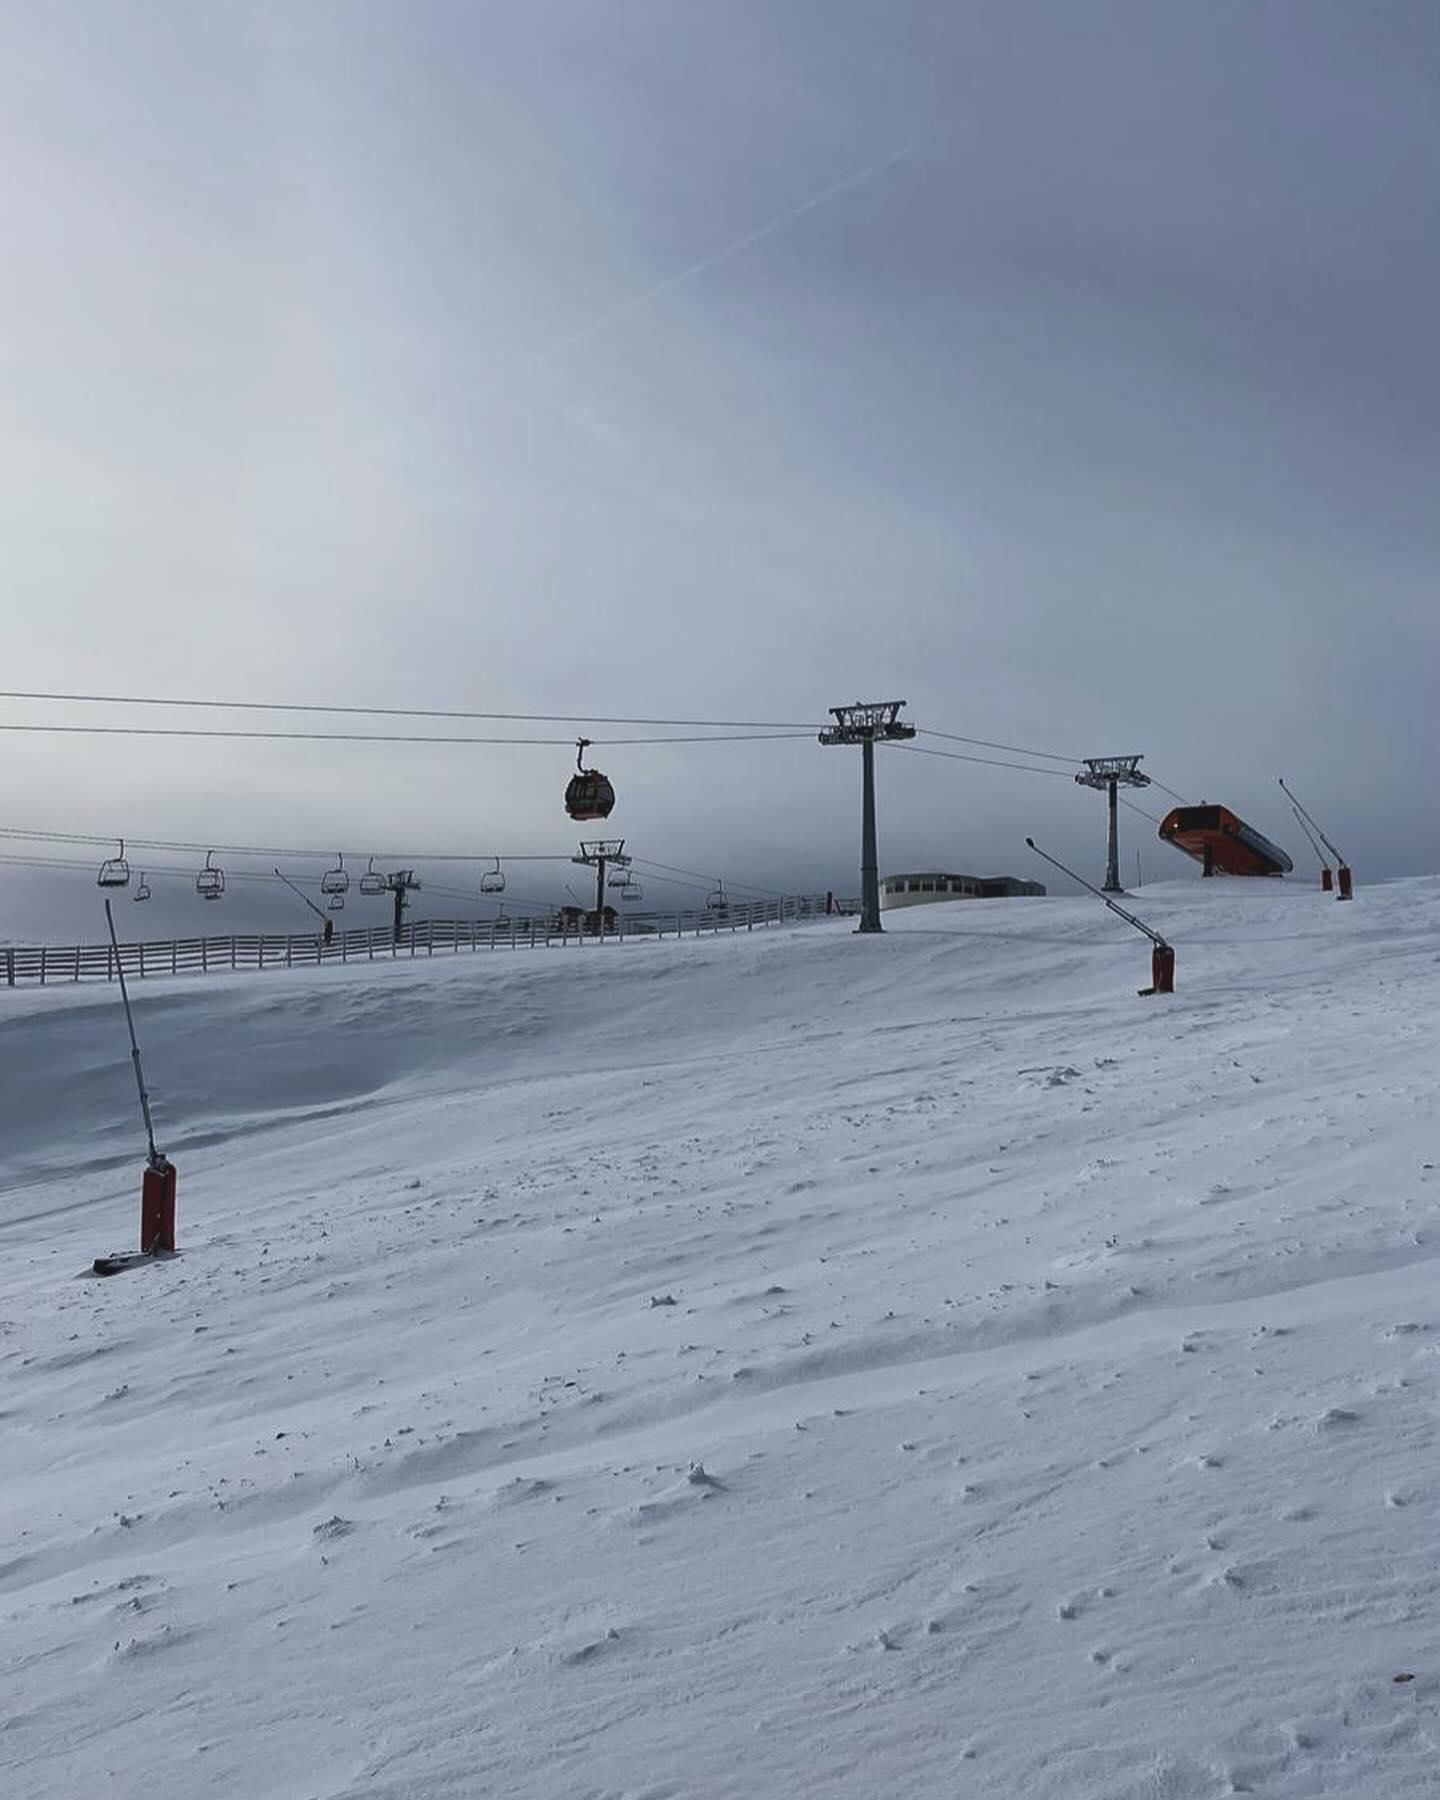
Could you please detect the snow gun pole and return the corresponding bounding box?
[1289,805,1333,892]
[1278,779,1351,899]
[1025,837,1175,996]
[102,899,176,1259]
[274,866,327,922]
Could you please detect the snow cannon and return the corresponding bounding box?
[1025,838,1176,998]
[1279,779,1351,902]
[93,901,179,1277]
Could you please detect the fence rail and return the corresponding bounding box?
[2,896,858,988]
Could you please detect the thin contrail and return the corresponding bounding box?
[532,142,915,366]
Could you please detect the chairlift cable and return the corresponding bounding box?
[0,826,577,863]
[629,857,784,898]
[884,742,1076,778]
[0,723,816,746]
[917,727,1080,764]
[0,687,824,729]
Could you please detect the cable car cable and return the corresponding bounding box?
[0,687,826,731]
[883,742,1077,778]
[916,727,1081,764]
[0,723,816,746]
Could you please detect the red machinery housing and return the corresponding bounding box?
[1158,805,1293,877]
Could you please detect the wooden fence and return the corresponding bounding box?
[2,895,856,987]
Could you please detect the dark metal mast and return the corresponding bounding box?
[819,702,915,933]
[1075,755,1151,893]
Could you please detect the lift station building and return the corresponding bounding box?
[880,872,1045,911]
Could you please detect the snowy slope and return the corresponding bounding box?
[3,882,1438,1799]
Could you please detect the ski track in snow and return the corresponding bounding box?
[2,880,1438,1798]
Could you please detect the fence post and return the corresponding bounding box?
[172,940,178,975]
[231,937,237,970]
[4,947,12,987]
[40,946,47,986]
[202,939,208,973]
[139,943,146,979]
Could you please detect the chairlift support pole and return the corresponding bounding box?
[101,899,176,1260]
[572,840,629,935]
[818,702,916,933]
[387,870,421,943]
[1025,836,1175,994]
[1074,756,1151,894]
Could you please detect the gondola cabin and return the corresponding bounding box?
[1158,805,1293,877]
[564,739,616,822]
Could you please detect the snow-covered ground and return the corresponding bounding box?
[3,880,1437,1799]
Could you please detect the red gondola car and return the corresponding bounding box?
[1158,805,1293,877]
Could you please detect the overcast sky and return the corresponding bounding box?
[1,0,1436,935]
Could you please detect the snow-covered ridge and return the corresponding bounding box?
[3,880,1437,1798]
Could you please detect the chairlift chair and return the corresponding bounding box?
[97,839,131,889]
[620,878,643,902]
[327,891,345,912]
[321,853,350,898]
[132,871,152,902]
[706,882,728,911]
[359,857,387,897]
[480,858,506,895]
[564,738,616,822]
[196,850,226,901]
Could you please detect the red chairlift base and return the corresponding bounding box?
[1321,867,1334,892]
[1336,866,1353,901]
